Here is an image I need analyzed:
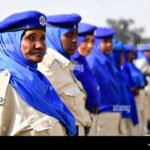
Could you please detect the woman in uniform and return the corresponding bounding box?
[71,23,100,135]
[0,10,76,136]
[38,14,92,136]
[86,27,122,135]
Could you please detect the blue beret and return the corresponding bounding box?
[95,27,116,38]
[113,39,126,51]
[78,23,97,35]
[0,10,46,32]
[47,13,81,29]
[125,44,136,51]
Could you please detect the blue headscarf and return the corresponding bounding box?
[0,31,76,136]
[124,44,137,60]
[123,45,147,124]
[45,13,81,60]
[124,44,147,89]
[112,40,139,124]
[86,37,122,113]
[71,30,100,113]
[112,39,126,67]
[76,23,97,48]
[46,27,73,60]
[122,62,139,125]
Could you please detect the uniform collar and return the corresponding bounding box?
[47,48,74,68]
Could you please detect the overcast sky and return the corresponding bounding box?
[0,0,150,38]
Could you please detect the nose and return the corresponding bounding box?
[72,37,78,44]
[108,43,113,49]
[87,42,93,49]
[108,42,112,46]
[35,40,45,49]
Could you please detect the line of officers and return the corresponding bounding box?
[0,10,150,136]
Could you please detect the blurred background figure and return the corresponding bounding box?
[71,23,100,135]
[86,27,122,136]
[134,44,150,134]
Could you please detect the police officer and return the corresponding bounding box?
[86,27,122,135]
[0,11,76,136]
[38,14,92,136]
[125,44,147,135]
[134,44,150,134]
[71,23,100,136]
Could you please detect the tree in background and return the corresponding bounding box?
[107,18,150,45]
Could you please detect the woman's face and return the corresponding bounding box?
[100,38,113,55]
[21,29,46,63]
[128,51,136,62]
[61,29,78,56]
[78,35,94,57]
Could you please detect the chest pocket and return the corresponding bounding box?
[60,87,82,112]
[30,116,59,136]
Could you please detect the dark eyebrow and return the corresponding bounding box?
[24,32,45,37]
[24,32,36,37]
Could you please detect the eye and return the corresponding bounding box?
[41,35,46,41]
[65,33,72,38]
[83,38,89,43]
[65,30,77,38]
[26,35,36,41]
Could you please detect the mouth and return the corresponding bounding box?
[31,52,45,57]
[106,48,112,52]
[71,45,77,51]
[86,49,91,53]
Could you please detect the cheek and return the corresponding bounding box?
[44,42,47,50]
[65,40,71,48]
[80,43,87,50]
[108,43,113,49]
[79,44,90,56]
[21,41,33,56]
[100,43,105,50]
[89,43,94,50]
[61,38,69,50]
[21,41,27,55]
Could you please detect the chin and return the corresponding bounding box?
[86,52,91,56]
[30,57,44,63]
[82,53,88,57]
[69,51,76,55]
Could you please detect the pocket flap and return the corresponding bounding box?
[31,116,58,132]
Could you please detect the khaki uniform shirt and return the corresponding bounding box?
[0,70,66,136]
[38,48,92,127]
